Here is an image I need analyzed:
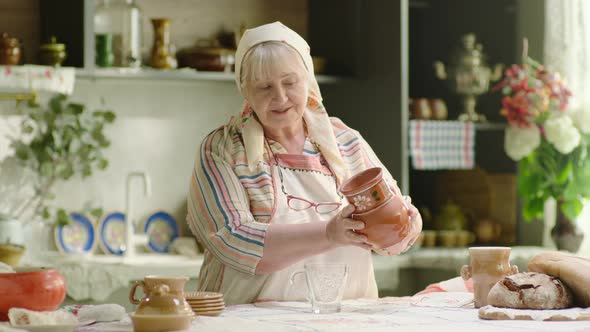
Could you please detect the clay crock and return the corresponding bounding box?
[352,195,410,249]
[0,267,66,321]
[340,167,394,213]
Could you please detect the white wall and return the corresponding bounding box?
[53,78,243,235]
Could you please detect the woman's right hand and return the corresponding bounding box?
[325,205,372,250]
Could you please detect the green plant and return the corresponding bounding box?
[495,57,590,221]
[8,94,116,226]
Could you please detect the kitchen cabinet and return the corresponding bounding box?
[404,0,526,246]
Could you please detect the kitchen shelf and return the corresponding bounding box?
[475,122,506,130]
[76,68,346,84]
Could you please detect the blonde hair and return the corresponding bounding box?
[240,41,311,92]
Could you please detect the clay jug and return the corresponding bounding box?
[461,247,518,308]
[129,275,192,316]
[340,167,409,249]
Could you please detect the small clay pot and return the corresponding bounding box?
[410,98,432,120]
[39,36,67,66]
[0,32,22,65]
[430,98,448,120]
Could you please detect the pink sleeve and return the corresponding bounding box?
[415,277,474,295]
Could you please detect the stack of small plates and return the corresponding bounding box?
[184,291,225,316]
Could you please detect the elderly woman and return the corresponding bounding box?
[187,22,422,305]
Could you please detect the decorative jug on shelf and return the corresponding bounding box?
[150,18,177,69]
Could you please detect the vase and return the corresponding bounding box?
[150,18,177,69]
[550,200,584,253]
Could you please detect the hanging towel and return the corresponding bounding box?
[409,120,475,170]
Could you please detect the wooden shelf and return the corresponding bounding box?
[475,122,506,130]
[75,68,346,84]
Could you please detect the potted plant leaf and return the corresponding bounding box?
[3,93,116,229]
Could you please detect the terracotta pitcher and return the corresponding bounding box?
[461,247,518,308]
[340,167,409,250]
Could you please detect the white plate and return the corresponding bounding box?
[54,212,96,254]
[143,211,179,253]
[98,211,127,255]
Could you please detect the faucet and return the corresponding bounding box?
[124,171,152,259]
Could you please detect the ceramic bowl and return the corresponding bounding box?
[0,267,66,321]
[129,313,194,332]
[0,244,25,267]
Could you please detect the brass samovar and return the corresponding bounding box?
[434,33,503,122]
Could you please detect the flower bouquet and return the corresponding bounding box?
[496,56,590,223]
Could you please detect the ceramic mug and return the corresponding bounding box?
[289,263,349,314]
[461,247,518,308]
[129,275,192,316]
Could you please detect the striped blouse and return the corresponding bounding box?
[187,115,400,293]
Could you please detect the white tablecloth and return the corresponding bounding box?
[76,293,590,332]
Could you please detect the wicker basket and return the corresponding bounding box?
[0,244,25,267]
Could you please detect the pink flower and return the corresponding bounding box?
[500,93,534,128]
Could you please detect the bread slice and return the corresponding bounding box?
[528,251,590,307]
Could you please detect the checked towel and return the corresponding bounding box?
[409,120,475,170]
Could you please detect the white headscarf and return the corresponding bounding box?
[234,21,349,183]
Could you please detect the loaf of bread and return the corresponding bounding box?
[487,272,573,309]
[528,251,590,307]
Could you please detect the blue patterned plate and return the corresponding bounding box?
[98,211,127,255]
[143,211,179,253]
[54,212,96,254]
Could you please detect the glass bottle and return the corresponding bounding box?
[94,0,142,68]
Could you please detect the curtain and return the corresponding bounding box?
[544,0,590,254]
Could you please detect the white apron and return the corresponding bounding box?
[256,151,378,302]
[216,148,378,305]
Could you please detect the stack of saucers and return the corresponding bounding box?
[184,291,225,316]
